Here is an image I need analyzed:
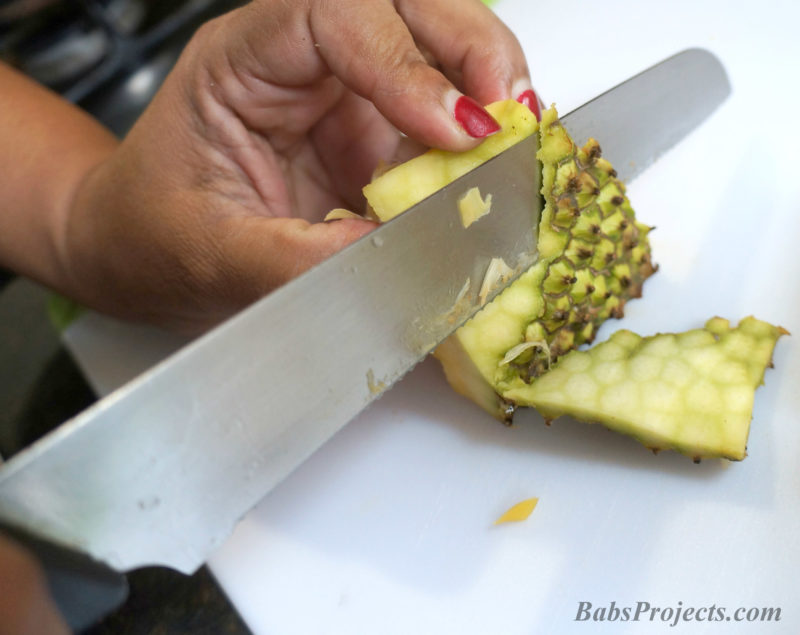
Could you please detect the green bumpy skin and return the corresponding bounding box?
[435,105,657,421]
[364,102,656,422]
[504,317,787,461]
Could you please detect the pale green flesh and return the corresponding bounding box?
[504,317,786,460]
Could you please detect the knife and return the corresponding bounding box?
[0,48,729,630]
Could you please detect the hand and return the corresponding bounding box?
[3,0,535,333]
[0,534,68,635]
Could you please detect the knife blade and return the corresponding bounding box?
[0,48,730,587]
[0,122,542,577]
[564,47,731,182]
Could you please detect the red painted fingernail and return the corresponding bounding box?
[453,96,501,138]
[516,89,541,121]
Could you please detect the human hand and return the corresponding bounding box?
[60,0,537,332]
[0,534,68,635]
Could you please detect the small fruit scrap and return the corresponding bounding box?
[503,317,788,461]
[458,186,493,228]
[323,208,363,221]
[495,497,539,524]
[478,257,514,306]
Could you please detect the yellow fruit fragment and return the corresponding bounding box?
[458,187,493,228]
[324,208,363,221]
[364,101,538,222]
[478,257,514,306]
[495,497,539,524]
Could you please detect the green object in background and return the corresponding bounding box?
[482,0,498,5]
[47,294,84,332]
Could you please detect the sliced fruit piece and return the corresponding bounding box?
[458,187,493,228]
[364,100,538,221]
[323,208,363,221]
[503,317,787,461]
[495,497,539,524]
[364,101,656,421]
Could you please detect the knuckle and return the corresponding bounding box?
[372,49,437,100]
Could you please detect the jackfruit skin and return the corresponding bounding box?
[363,101,655,422]
[433,105,656,421]
[533,108,657,361]
[503,317,787,461]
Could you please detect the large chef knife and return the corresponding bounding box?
[0,48,729,629]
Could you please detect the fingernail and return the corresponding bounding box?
[512,78,542,121]
[516,89,541,121]
[453,95,501,138]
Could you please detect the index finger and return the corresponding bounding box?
[396,0,532,105]
[220,0,534,151]
[306,0,510,150]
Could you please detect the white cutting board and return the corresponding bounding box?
[64,1,800,632]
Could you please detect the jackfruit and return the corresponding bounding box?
[361,101,783,461]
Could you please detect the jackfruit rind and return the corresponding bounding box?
[503,317,787,461]
[362,101,655,421]
[439,105,655,420]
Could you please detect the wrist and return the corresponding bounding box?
[0,64,118,295]
[58,154,117,306]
